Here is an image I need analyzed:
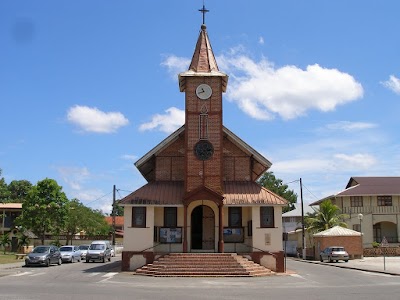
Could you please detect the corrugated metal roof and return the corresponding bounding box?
[119,181,287,206]
[337,177,400,196]
[224,182,287,206]
[313,225,361,237]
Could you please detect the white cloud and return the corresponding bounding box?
[258,37,264,45]
[56,166,90,191]
[219,53,364,120]
[334,153,377,170]
[121,154,137,161]
[325,121,378,132]
[162,51,363,121]
[271,159,334,174]
[67,105,129,133]
[381,75,400,95]
[161,55,191,79]
[139,107,184,134]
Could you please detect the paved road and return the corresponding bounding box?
[0,256,400,299]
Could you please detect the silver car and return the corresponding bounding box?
[78,244,90,260]
[59,245,81,263]
[320,246,349,263]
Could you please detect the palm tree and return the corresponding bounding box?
[0,233,11,254]
[17,232,30,253]
[305,200,348,234]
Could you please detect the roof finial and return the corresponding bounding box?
[198,2,209,25]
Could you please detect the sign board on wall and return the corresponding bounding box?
[223,227,244,243]
[159,227,182,243]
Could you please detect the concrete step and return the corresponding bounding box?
[134,253,274,277]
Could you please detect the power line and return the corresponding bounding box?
[85,191,113,205]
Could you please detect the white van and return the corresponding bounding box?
[86,240,112,263]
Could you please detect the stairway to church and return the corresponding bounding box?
[134,253,274,277]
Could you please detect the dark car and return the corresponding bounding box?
[25,245,62,267]
[320,246,349,263]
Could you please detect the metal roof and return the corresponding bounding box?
[120,181,287,206]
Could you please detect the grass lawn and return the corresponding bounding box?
[0,253,23,264]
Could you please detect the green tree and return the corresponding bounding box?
[112,201,124,216]
[8,180,32,203]
[258,171,297,212]
[0,169,11,203]
[16,178,69,245]
[64,199,111,244]
[304,200,348,234]
[0,233,11,254]
[84,209,111,237]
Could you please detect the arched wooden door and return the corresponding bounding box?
[191,205,215,251]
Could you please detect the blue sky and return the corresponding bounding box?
[1,1,400,213]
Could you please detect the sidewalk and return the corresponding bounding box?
[292,256,400,276]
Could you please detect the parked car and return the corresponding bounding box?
[78,244,90,260]
[59,245,81,263]
[86,240,112,263]
[25,245,62,267]
[320,246,349,263]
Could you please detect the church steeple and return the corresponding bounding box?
[178,24,228,92]
[188,24,219,73]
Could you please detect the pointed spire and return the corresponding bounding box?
[188,24,219,73]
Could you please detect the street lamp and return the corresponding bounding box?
[358,213,363,259]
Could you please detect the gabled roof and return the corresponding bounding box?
[135,125,272,183]
[313,225,361,237]
[282,203,317,217]
[338,177,400,196]
[119,181,287,206]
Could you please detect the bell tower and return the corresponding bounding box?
[178,11,228,195]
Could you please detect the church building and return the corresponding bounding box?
[120,10,288,273]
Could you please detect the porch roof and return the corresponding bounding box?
[0,203,22,209]
[119,181,287,206]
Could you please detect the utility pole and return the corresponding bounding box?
[300,178,306,260]
[112,185,116,246]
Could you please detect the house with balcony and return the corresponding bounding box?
[0,203,22,235]
[310,177,400,248]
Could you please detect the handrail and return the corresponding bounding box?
[243,243,277,258]
[138,242,162,253]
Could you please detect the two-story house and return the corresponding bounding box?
[310,177,400,247]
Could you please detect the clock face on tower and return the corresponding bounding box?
[196,84,212,100]
[194,140,214,160]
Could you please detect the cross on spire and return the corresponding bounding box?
[199,3,209,25]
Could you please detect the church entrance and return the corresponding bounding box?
[191,205,215,251]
